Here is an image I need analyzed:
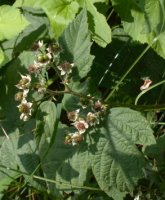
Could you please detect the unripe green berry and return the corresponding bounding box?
[37,54,44,62]
[43,54,49,61]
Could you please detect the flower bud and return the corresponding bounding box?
[15,92,23,102]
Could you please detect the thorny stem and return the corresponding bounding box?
[104,37,158,102]
[104,44,152,102]
[46,89,165,111]
[46,88,95,101]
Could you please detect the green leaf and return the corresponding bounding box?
[0,60,21,130]
[40,123,91,195]
[113,0,165,58]
[59,9,94,79]
[0,7,49,68]
[78,0,111,47]
[36,101,57,147]
[47,0,79,38]
[62,80,91,111]
[17,130,46,190]
[0,5,29,41]
[144,134,165,169]
[14,0,111,46]
[0,47,4,66]
[0,129,20,193]
[91,108,155,199]
[14,0,79,38]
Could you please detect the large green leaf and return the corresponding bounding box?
[112,0,165,58]
[0,127,44,192]
[17,130,46,190]
[144,134,165,169]
[59,9,94,80]
[91,108,155,199]
[40,123,91,195]
[78,0,111,47]
[0,7,49,68]
[36,101,57,148]
[14,0,111,47]
[0,129,20,193]
[0,5,29,41]
[14,0,79,38]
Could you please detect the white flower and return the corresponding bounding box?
[17,99,32,121]
[16,74,31,90]
[134,194,140,200]
[140,77,152,91]
[38,40,43,48]
[67,109,80,122]
[65,132,83,145]
[28,62,40,74]
[73,118,89,134]
[57,61,74,76]
[71,132,83,145]
[86,112,99,126]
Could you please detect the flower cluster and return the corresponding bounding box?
[15,40,72,121]
[15,74,33,121]
[28,40,53,75]
[64,100,107,145]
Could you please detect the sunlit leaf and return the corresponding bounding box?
[78,0,111,47]
[59,9,94,79]
[14,0,79,38]
[112,0,165,58]
[0,5,29,41]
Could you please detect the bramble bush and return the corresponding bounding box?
[0,0,165,200]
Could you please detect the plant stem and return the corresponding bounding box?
[135,80,165,105]
[0,164,101,192]
[46,88,95,101]
[107,8,114,21]
[106,103,165,111]
[32,175,101,191]
[104,44,151,102]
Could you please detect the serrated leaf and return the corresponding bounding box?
[85,0,111,47]
[91,108,155,198]
[15,0,111,46]
[108,107,156,145]
[0,129,20,193]
[36,101,57,147]
[78,0,111,47]
[14,0,79,38]
[59,9,94,79]
[144,134,165,169]
[17,131,46,190]
[0,7,49,68]
[0,5,29,41]
[114,0,165,58]
[40,123,91,195]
